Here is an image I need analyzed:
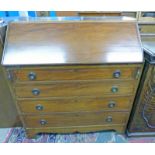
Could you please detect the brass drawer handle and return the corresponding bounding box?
[111,86,118,93]
[113,70,121,78]
[32,88,40,96]
[40,119,47,125]
[108,101,116,108]
[28,72,36,80]
[106,116,113,123]
[36,104,44,111]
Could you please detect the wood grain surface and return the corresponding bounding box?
[2,21,143,65]
[0,37,21,127]
[23,111,129,128]
[55,11,122,16]
[17,96,132,113]
[25,124,126,138]
[13,65,141,82]
[1,19,144,136]
[15,80,136,98]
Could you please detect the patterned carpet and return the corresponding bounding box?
[2,127,155,143]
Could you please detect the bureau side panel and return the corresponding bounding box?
[0,33,21,127]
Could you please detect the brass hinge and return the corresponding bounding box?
[135,68,141,80]
[6,69,14,81]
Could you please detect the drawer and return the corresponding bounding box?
[12,65,140,82]
[17,96,132,113]
[23,112,129,128]
[139,24,155,34]
[15,81,136,98]
[26,124,126,135]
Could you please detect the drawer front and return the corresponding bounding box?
[18,96,132,113]
[15,81,135,98]
[12,65,140,82]
[139,24,155,34]
[26,124,126,134]
[23,112,129,128]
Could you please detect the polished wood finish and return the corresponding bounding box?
[139,24,155,34]
[0,34,21,127]
[15,80,136,98]
[23,112,129,128]
[2,19,143,138]
[128,61,155,134]
[13,65,141,82]
[55,11,121,17]
[56,11,78,16]
[17,96,132,113]
[2,21,143,65]
[0,67,20,127]
[26,124,126,138]
[78,12,121,16]
[127,37,155,136]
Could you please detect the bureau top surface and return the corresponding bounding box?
[2,18,143,65]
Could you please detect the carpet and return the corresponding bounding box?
[0,128,11,143]
[2,127,155,143]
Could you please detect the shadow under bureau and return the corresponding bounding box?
[1,17,143,138]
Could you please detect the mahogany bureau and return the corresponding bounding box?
[1,17,143,138]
